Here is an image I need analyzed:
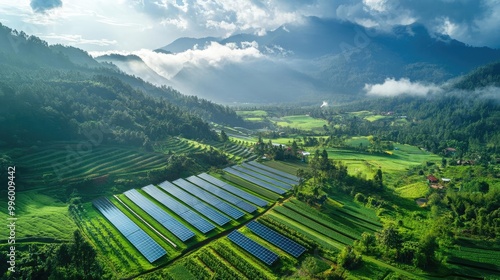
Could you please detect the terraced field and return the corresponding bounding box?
[12,143,168,186]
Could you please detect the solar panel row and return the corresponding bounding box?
[142,184,215,234]
[173,179,245,219]
[227,231,279,265]
[232,165,292,190]
[186,176,257,213]
[247,221,306,258]
[197,173,268,207]
[158,181,231,226]
[247,161,299,182]
[123,189,195,242]
[224,167,286,194]
[241,162,298,186]
[92,197,166,263]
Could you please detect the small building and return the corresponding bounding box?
[441,178,451,183]
[427,175,439,184]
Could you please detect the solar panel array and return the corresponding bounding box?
[247,221,306,258]
[232,165,292,190]
[186,176,257,213]
[173,179,245,219]
[241,162,297,186]
[224,167,286,194]
[248,161,299,182]
[197,173,268,207]
[228,231,279,265]
[158,180,231,226]
[93,197,166,263]
[142,184,215,234]
[123,189,195,242]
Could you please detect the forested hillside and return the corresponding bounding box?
[0,22,245,147]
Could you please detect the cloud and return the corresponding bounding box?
[364,78,442,97]
[30,0,63,13]
[91,41,263,79]
[41,33,117,46]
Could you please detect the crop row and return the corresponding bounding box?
[286,199,362,239]
[197,248,247,280]
[183,258,212,280]
[211,242,271,280]
[273,206,355,245]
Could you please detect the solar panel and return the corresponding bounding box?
[123,189,195,242]
[173,179,245,219]
[197,173,268,207]
[142,184,215,234]
[92,197,167,263]
[186,176,257,213]
[241,162,298,186]
[247,161,299,182]
[227,231,279,265]
[223,167,286,194]
[247,221,306,258]
[232,165,292,190]
[158,181,231,226]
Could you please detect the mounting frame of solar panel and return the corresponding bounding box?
[142,184,215,234]
[224,167,286,194]
[92,197,167,263]
[232,165,292,190]
[158,180,231,226]
[197,173,268,207]
[227,230,279,265]
[247,161,299,182]
[123,189,195,242]
[247,221,306,258]
[186,175,257,213]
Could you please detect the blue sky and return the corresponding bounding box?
[1,0,499,51]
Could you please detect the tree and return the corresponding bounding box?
[337,246,362,270]
[219,129,229,142]
[374,168,383,190]
[376,225,402,251]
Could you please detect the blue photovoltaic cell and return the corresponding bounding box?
[186,176,257,213]
[247,161,299,182]
[123,189,195,242]
[173,179,245,219]
[197,173,268,207]
[228,231,279,265]
[142,184,215,234]
[247,221,306,258]
[223,167,286,194]
[92,197,166,263]
[232,165,292,190]
[241,162,298,186]
[158,181,231,226]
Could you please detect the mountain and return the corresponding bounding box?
[453,61,500,90]
[0,23,247,147]
[106,16,500,103]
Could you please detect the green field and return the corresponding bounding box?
[395,182,429,199]
[0,191,76,241]
[272,115,328,131]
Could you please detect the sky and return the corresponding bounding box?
[0,0,499,52]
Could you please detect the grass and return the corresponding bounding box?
[0,191,76,241]
[236,110,268,117]
[395,182,429,199]
[272,115,328,132]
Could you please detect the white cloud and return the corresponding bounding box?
[41,33,118,46]
[364,78,442,97]
[160,17,188,30]
[92,41,263,79]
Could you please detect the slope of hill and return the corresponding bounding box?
[454,60,500,90]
